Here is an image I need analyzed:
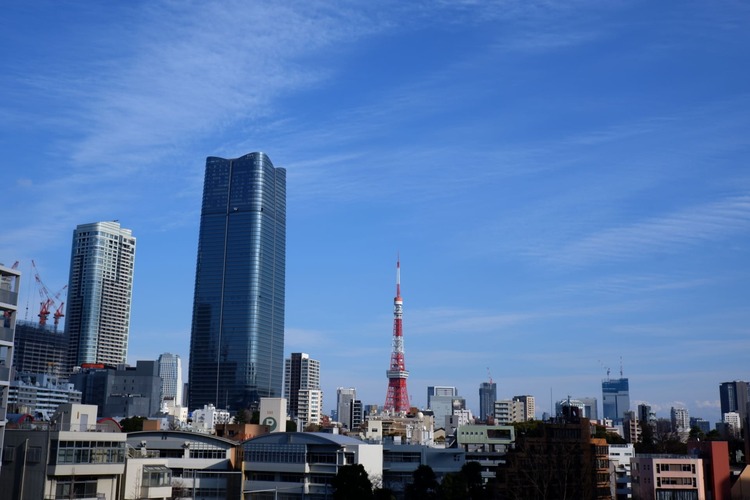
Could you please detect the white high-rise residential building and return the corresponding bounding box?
[494,399,525,424]
[671,407,690,433]
[158,353,183,407]
[336,387,357,429]
[297,389,323,428]
[284,353,320,422]
[513,395,536,421]
[64,221,136,371]
[723,411,742,437]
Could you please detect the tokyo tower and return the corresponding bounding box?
[384,258,410,413]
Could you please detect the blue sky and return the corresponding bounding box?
[2,1,749,424]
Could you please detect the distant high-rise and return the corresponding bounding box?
[579,397,598,420]
[513,395,536,421]
[64,221,136,371]
[284,353,320,421]
[13,320,67,376]
[427,386,457,409]
[479,381,497,422]
[336,387,357,429]
[602,377,630,424]
[188,152,286,411]
[158,353,183,407]
[671,406,690,433]
[719,381,749,423]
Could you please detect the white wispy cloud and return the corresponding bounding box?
[550,195,750,265]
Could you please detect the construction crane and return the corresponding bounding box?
[598,359,611,379]
[31,260,67,328]
[487,367,493,385]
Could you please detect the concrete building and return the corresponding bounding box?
[496,420,611,499]
[336,387,356,429]
[188,152,286,411]
[479,381,496,423]
[427,385,457,409]
[494,399,525,424]
[430,394,466,430]
[671,407,690,437]
[555,397,586,419]
[513,394,536,421]
[64,221,136,372]
[157,352,182,408]
[12,320,67,376]
[457,424,515,484]
[70,360,162,418]
[690,417,711,435]
[723,412,742,438]
[364,412,435,446]
[603,377,630,424]
[242,432,383,498]
[7,373,81,418]
[284,353,321,427]
[609,443,635,500]
[127,430,242,498]
[192,403,231,432]
[580,396,599,420]
[0,263,21,471]
[0,403,128,499]
[296,388,322,429]
[382,444,464,497]
[687,440,731,500]
[631,455,705,500]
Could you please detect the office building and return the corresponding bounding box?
[70,360,162,418]
[12,320,68,376]
[430,394,466,429]
[513,394,536,421]
[284,352,320,422]
[638,403,654,424]
[479,381,497,422]
[723,412,741,438]
[64,221,136,371]
[602,377,630,424]
[555,398,586,420]
[188,152,286,411]
[0,263,21,470]
[719,381,749,423]
[158,352,183,408]
[427,386,457,409]
[690,417,710,435]
[579,396,598,420]
[336,387,357,429]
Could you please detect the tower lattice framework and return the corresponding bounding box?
[384,259,410,412]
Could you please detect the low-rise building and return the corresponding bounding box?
[7,373,82,418]
[456,424,515,484]
[631,454,705,500]
[242,432,383,498]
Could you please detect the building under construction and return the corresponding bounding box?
[13,320,68,377]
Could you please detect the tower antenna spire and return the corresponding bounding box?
[384,256,410,413]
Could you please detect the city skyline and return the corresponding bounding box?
[1,1,749,424]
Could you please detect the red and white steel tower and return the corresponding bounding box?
[384,258,410,413]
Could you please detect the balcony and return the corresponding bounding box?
[0,366,10,383]
[0,288,18,307]
[0,326,13,343]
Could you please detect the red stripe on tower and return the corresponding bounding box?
[384,257,410,413]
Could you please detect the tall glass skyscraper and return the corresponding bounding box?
[602,377,630,424]
[188,152,286,411]
[65,221,136,372]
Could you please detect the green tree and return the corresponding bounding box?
[119,415,146,432]
[441,472,468,500]
[462,461,485,500]
[234,409,252,424]
[406,465,440,500]
[373,487,396,500]
[331,464,374,500]
[286,420,298,432]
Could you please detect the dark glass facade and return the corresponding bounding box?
[188,152,286,411]
[602,377,630,424]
